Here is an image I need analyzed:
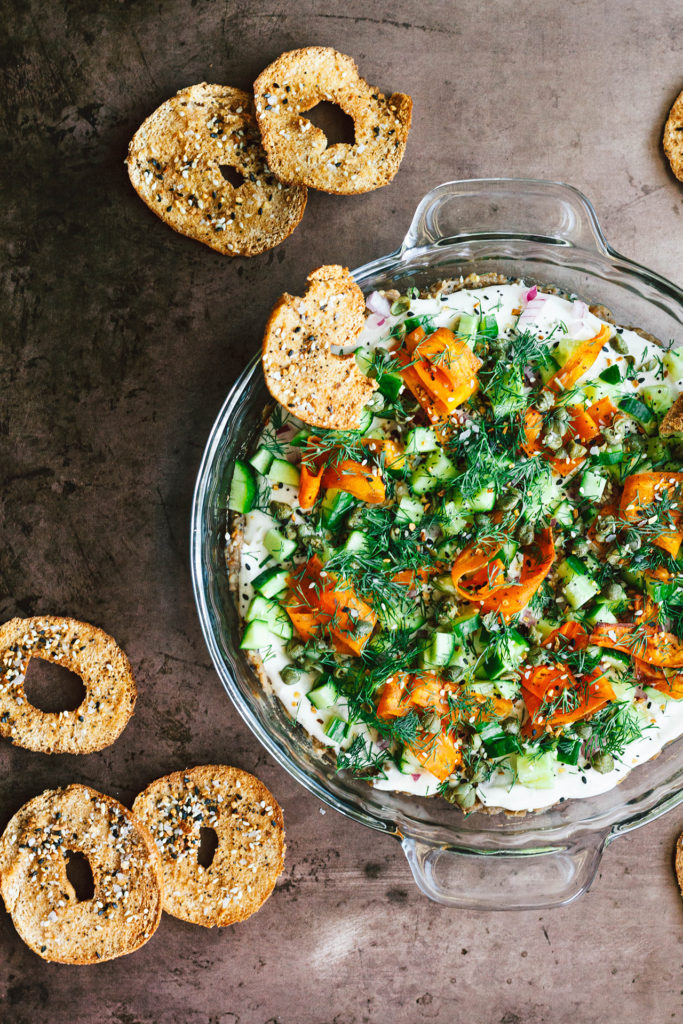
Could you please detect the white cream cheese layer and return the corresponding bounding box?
[237,281,683,808]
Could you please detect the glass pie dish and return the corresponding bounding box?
[191,178,683,909]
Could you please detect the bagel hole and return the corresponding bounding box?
[23,659,86,713]
[304,102,356,147]
[218,164,245,188]
[197,826,219,869]
[65,850,95,902]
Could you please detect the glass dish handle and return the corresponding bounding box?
[401,178,610,256]
[402,833,607,911]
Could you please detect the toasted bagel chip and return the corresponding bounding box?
[0,616,136,754]
[663,89,683,181]
[262,264,377,429]
[0,785,163,964]
[660,393,683,436]
[126,83,307,256]
[132,765,285,928]
[676,832,683,897]
[254,47,412,195]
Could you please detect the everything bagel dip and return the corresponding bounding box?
[229,275,683,812]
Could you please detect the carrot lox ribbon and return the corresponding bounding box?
[298,436,325,509]
[398,326,482,424]
[521,664,615,737]
[633,658,683,700]
[589,623,683,670]
[450,528,555,619]
[620,472,683,559]
[546,324,613,393]
[285,555,376,656]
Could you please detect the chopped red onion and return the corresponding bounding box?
[525,285,538,302]
[366,291,391,318]
[517,294,549,329]
[411,773,422,782]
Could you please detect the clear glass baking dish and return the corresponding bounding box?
[191,178,683,909]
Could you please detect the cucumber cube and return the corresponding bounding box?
[562,573,600,610]
[663,346,683,381]
[579,469,606,502]
[515,752,557,789]
[307,678,338,710]
[249,446,274,476]
[641,383,674,418]
[240,620,273,650]
[252,566,289,598]
[268,458,301,487]
[396,496,425,525]
[405,426,438,454]
[264,528,297,563]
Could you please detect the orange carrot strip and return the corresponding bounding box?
[620,472,683,559]
[586,395,618,428]
[547,324,612,393]
[407,729,462,781]
[567,404,599,444]
[589,623,683,669]
[522,666,615,736]
[450,529,555,620]
[320,459,386,504]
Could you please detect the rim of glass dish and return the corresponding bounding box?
[191,178,683,850]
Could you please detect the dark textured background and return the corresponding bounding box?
[1,2,682,1022]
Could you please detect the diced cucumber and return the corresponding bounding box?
[599,364,623,386]
[493,677,519,701]
[378,372,403,402]
[645,575,678,603]
[268,457,301,487]
[343,529,370,554]
[439,498,469,535]
[396,496,425,525]
[405,426,438,454]
[249,446,274,476]
[600,649,631,671]
[324,716,349,742]
[619,396,657,435]
[556,736,581,766]
[534,617,559,641]
[555,335,582,365]
[377,600,426,633]
[410,451,457,494]
[264,528,297,563]
[421,631,456,668]
[579,468,606,502]
[490,365,526,416]
[456,312,479,341]
[647,437,670,466]
[229,460,256,513]
[595,446,624,466]
[537,354,560,384]
[621,566,645,590]
[515,752,557,789]
[482,629,530,678]
[252,565,290,598]
[480,314,499,339]
[321,488,356,530]
[479,723,521,758]
[434,574,457,595]
[500,539,519,565]
[641,383,674,418]
[397,746,423,774]
[246,596,292,640]
[450,610,481,641]
[463,482,497,512]
[557,555,588,581]
[240,620,273,650]
[584,601,618,626]
[603,582,628,610]
[562,574,600,610]
[354,347,373,374]
[664,346,683,381]
[358,407,374,433]
[551,499,575,528]
[307,677,338,710]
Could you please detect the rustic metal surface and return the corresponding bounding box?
[1,1,682,1021]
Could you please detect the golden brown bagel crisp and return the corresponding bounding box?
[663,89,683,181]
[0,785,163,964]
[126,83,307,256]
[262,264,377,429]
[132,765,285,928]
[0,616,136,754]
[254,47,412,195]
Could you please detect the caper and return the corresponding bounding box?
[591,751,615,774]
[573,721,592,740]
[567,440,587,459]
[609,333,630,355]
[624,530,642,552]
[543,431,564,451]
[299,530,325,552]
[572,537,591,557]
[390,296,411,315]
[501,716,520,735]
[550,408,571,432]
[270,500,293,522]
[535,390,555,412]
[284,524,298,541]
[390,525,403,542]
[606,548,623,566]
[452,782,477,809]
[353,619,374,638]
[498,489,521,511]
[280,665,302,685]
[474,512,491,528]
[302,654,321,671]
[333,664,348,680]
[641,356,659,372]
[516,520,536,545]
[525,647,546,666]
[468,763,487,784]
[285,638,306,659]
[605,582,623,602]
[595,516,618,542]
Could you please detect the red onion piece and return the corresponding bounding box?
[411,773,422,782]
[525,285,538,302]
[517,294,549,330]
[366,291,391,318]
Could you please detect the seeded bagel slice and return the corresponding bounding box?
[126,83,307,256]
[663,89,683,182]
[132,765,285,928]
[254,47,412,195]
[0,616,136,754]
[262,264,377,429]
[0,785,163,964]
